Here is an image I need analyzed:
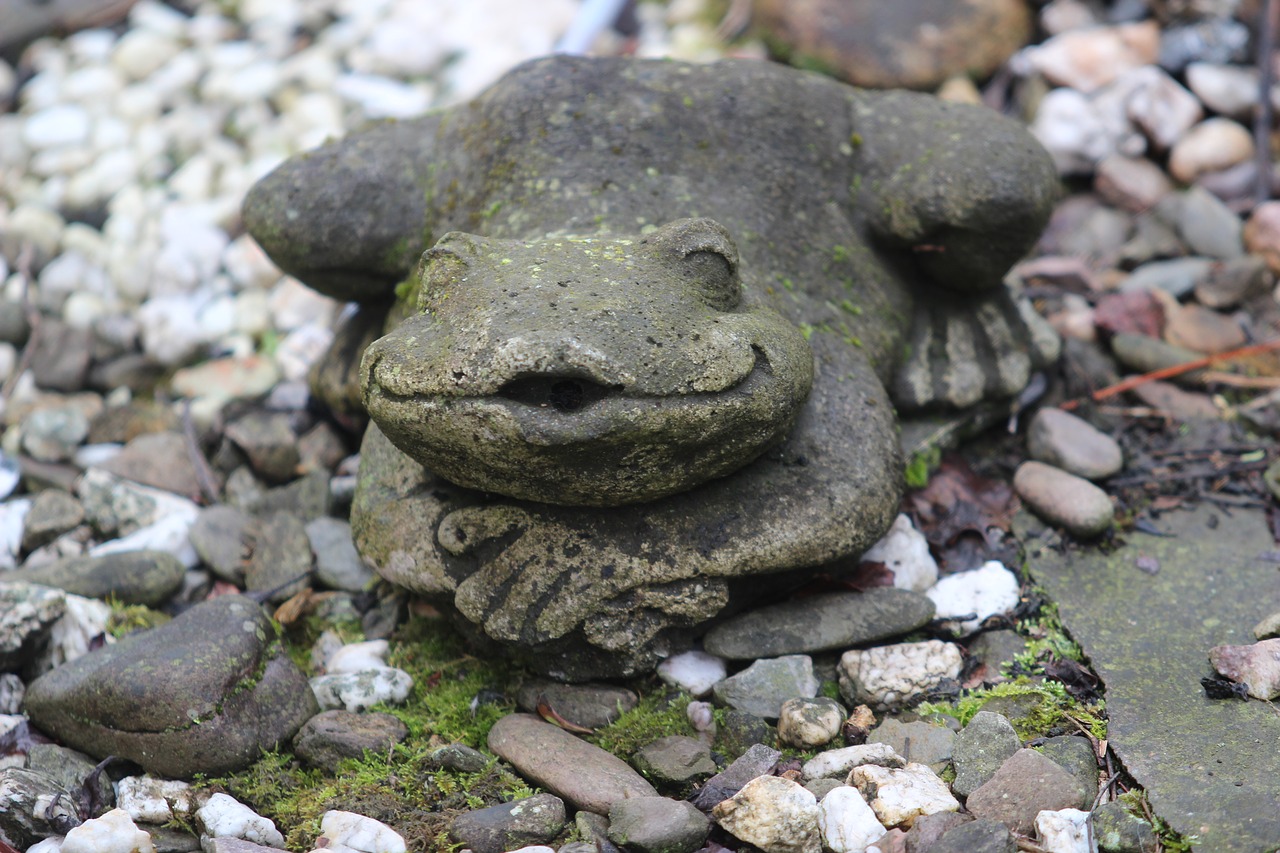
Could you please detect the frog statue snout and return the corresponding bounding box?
[360,218,816,507]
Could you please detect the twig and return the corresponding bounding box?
[1257,0,1278,204]
[180,400,221,505]
[1060,339,1280,410]
[0,241,39,406]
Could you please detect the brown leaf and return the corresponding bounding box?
[907,456,1019,550]
[1044,658,1101,701]
[536,696,595,735]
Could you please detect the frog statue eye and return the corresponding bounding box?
[416,241,472,312]
[646,217,742,311]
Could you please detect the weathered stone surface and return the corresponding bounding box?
[867,719,955,776]
[704,588,936,659]
[691,743,781,810]
[1019,504,1280,851]
[0,581,65,671]
[19,488,84,552]
[608,797,709,853]
[7,550,184,607]
[189,505,249,583]
[712,775,821,853]
[224,411,300,484]
[0,767,77,849]
[778,696,845,749]
[964,749,1086,835]
[712,655,819,719]
[1013,461,1114,538]
[449,793,565,853]
[951,712,1021,799]
[928,817,1017,853]
[848,762,959,829]
[802,743,905,781]
[292,709,409,770]
[244,512,312,603]
[245,56,1057,680]
[96,431,213,499]
[515,680,637,729]
[1091,801,1159,853]
[838,641,963,710]
[23,594,319,778]
[632,735,717,786]
[487,714,657,814]
[1037,736,1098,807]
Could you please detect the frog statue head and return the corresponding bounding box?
[361,218,815,506]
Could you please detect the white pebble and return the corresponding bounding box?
[116,776,197,824]
[34,594,114,674]
[319,810,407,853]
[1034,808,1092,852]
[197,792,285,848]
[310,668,415,713]
[819,786,887,853]
[925,560,1021,636]
[849,763,960,828]
[657,649,727,698]
[333,73,431,119]
[275,323,335,382]
[23,104,93,150]
[129,0,190,38]
[1186,63,1259,119]
[326,639,390,674]
[859,513,938,592]
[65,29,117,65]
[137,295,212,364]
[803,744,906,781]
[61,808,154,853]
[112,28,182,80]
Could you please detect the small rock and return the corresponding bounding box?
[22,405,90,463]
[20,489,86,552]
[197,793,284,848]
[310,668,413,713]
[902,812,975,852]
[0,766,77,848]
[1091,801,1160,853]
[324,639,390,674]
[318,810,406,853]
[97,432,211,499]
[1035,808,1091,852]
[1159,17,1251,72]
[1168,118,1253,184]
[1185,62,1258,118]
[76,467,199,540]
[1120,257,1215,299]
[25,743,114,812]
[716,708,776,759]
[806,777,845,800]
[515,680,638,729]
[712,775,821,853]
[965,749,1087,834]
[303,517,374,592]
[632,735,717,785]
[1015,21,1159,92]
[690,743,781,810]
[704,589,935,659]
[1038,736,1099,806]
[712,655,820,719]
[292,710,409,771]
[30,320,94,392]
[802,743,905,781]
[927,818,1017,853]
[950,712,1021,798]
[1028,408,1123,481]
[0,673,23,713]
[0,581,66,671]
[848,762,960,828]
[818,786,886,853]
[859,514,939,592]
[6,550,184,607]
[1013,461,1114,538]
[657,650,726,698]
[1195,256,1272,310]
[1129,379,1219,419]
[116,776,197,824]
[1254,610,1280,640]
[608,797,709,853]
[925,561,1021,637]
[1172,186,1243,259]
[224,412,301,483]
[838,641,963,710]
[778,696,846,749]
[487,714,657,814]
[449,793,565,853]
[244,513,312,603]
[867,719,955,776]
[169,356,280,415]
[61,807,155,853]
[1208,638,1280,699]
[1120,65,1202,151]
[189,506,250,583]
[1245,202,1280,275]
[1094,154,1173,212]
[426,743,491,773]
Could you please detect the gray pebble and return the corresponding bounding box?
[1014,461,1114,538]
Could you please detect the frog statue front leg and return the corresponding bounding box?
[243,55,1059,680]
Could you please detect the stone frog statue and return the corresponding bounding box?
[243,55,1059,680]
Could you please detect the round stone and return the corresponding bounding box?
[778,696,847,749]
[1027,408,1123,480]
[1013,461,1114,538]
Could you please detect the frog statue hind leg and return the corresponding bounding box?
[242,55,1059,680]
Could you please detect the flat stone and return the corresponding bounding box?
[96,431,211,500]
[0,581,65,671]
[22,594,318,778]
[6,550,184,607]
[965,630,1028,681]
[656,650,727,698]
[514,680,637,729]
[632,735,717,786]
[902,811,974,851]
[927,817,1017,852]
[704,588,935,659]
[1013,461,1114,538]
[1195,255,1272,310]
[19,489,85,552]
[292,709,409,771]
[487,714,657,814]
[711,655,819,719]
[449,793,565,853]
[802,743,905,781]
[1038,736,1099,807]
[1119,258,1215,300]
[244,512,312,603]
[965,749,1085,835]
[189,505,250,583]
[1020,503,1280,850]
[224,411,300,483]
[1128,380,1219,419]
[1171,186,1244,260]
[690,743,781,810]
[866,719,955,775]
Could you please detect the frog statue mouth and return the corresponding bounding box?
[360,218,816,507]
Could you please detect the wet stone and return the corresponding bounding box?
[6,550,185,607]
[19,488,85,552]
[244,512,312,603]
[189,505,250,583]
[711,655,820,720]
[1013,461,1114,538]
[22,594,319,778]
[292,709,409,771]
[950,712,1021,799]
[964,748,1086,835]
[224,411,300,483]
[608,797,709,853]
[515,679,638,730]
[1026,408,1123,481]
[632,735,717,786]
[866,719,955,776]
[449,792,566,853]
[703,588,935,659]
[487,714,658,814]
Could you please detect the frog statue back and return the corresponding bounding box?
[243,55,1059,679]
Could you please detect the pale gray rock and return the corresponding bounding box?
[778,696,846,749]
[802,743,905,781]
[712,775,821,853]
[305,516,374,592]
[6,550,184,607]
[838,641,963,710]
[965,749,1087,834]
[19,489,85,552]
[1027,408,1123,481]
[189,505,250,583]
[1119,257,1215,299]
[21,405,89,463]
[292,710,409,771]
[712,655,819,719]
[0,767,77,849]
[608,797,709,853]
[309,667,413,713]
[867,719,955,776]
[449,793,565,853]
[244,512,312,603]
[632,735,717,786]
[1013,461,1114,538]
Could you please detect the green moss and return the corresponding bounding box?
[917,679,1106,742]
[904,445,941,489]
[1018,598,1085,664]
[1117,790,1198,852]
[106,602,170,638]
[589,690,695,758]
